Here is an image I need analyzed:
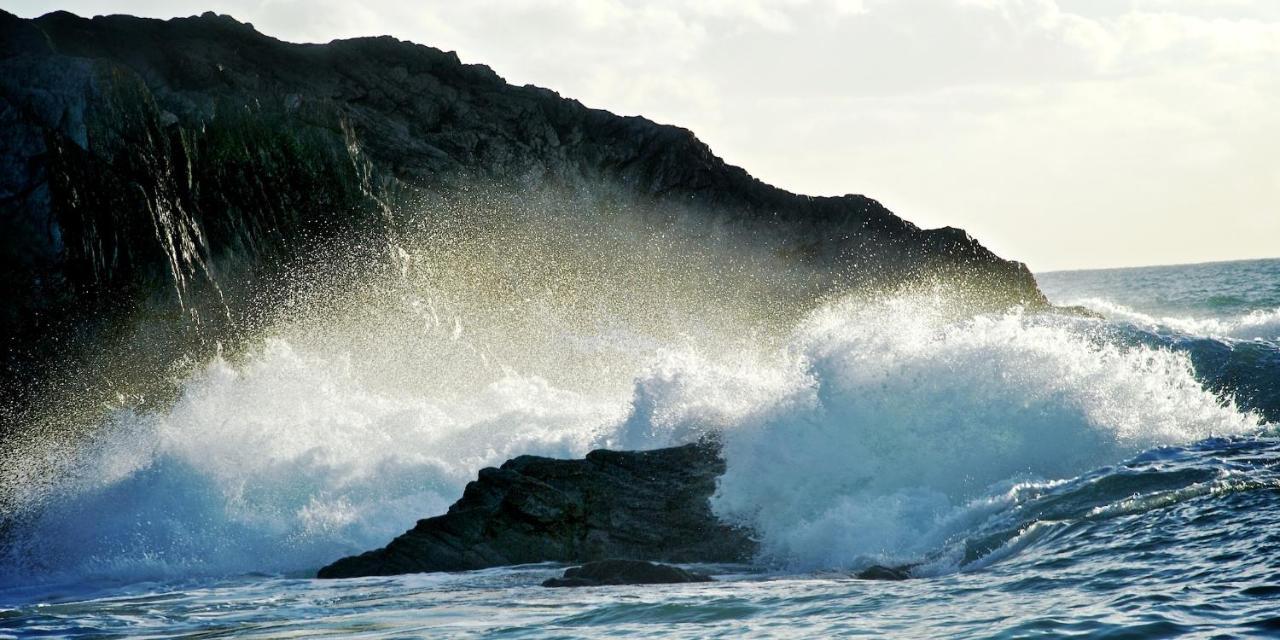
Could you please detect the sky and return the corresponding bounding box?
[7,1,1279,271]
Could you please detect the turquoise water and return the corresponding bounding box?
[4,258,1280,638]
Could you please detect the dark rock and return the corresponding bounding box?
[317,440,754,579]
[541,559,714,588]
[855,565,913,580]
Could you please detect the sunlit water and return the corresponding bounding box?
[4,257,1280,638]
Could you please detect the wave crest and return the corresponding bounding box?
[706,296,1261,570]
[1,295,1264,582]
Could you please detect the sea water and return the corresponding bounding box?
[3,258,1279,638]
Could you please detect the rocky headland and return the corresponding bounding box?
[0,9,1044,431]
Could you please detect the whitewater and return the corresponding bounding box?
[4,255,1280,638]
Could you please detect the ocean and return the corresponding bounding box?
[3,257,1279,638]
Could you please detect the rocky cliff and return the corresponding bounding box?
[0,10,1045,428]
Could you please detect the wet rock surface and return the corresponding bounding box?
[317,441,754,579]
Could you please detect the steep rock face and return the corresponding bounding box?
[316,441,754,579]
[0,10,1045,425]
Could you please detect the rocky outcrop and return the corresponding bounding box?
[316,441,753,579]
[542,559,714,588]
[0,10,1045,426]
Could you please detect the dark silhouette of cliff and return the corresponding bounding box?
[0,10,1044,427]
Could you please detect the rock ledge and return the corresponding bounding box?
[317,441,754,579]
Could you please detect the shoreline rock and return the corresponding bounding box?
[316,441,754,579]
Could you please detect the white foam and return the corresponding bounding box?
[703,296,1261,571]
[3,294,1263,581]
[2,339,626,581]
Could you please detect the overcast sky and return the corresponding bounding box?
[9,1,1279,271]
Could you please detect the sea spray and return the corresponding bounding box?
[0,202,812,583]
[0,340,625,581]
[707,296,1262,571]
[4,254,1279,636]
[2,266,1270,584]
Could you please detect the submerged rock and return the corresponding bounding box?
[855,565,914,580]
[316,441,754,579]
[541,559,714,588]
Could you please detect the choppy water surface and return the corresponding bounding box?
[4,258,1280,638]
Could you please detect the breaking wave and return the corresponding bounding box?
[705,297,1262,572]
[2,288,1267,584]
